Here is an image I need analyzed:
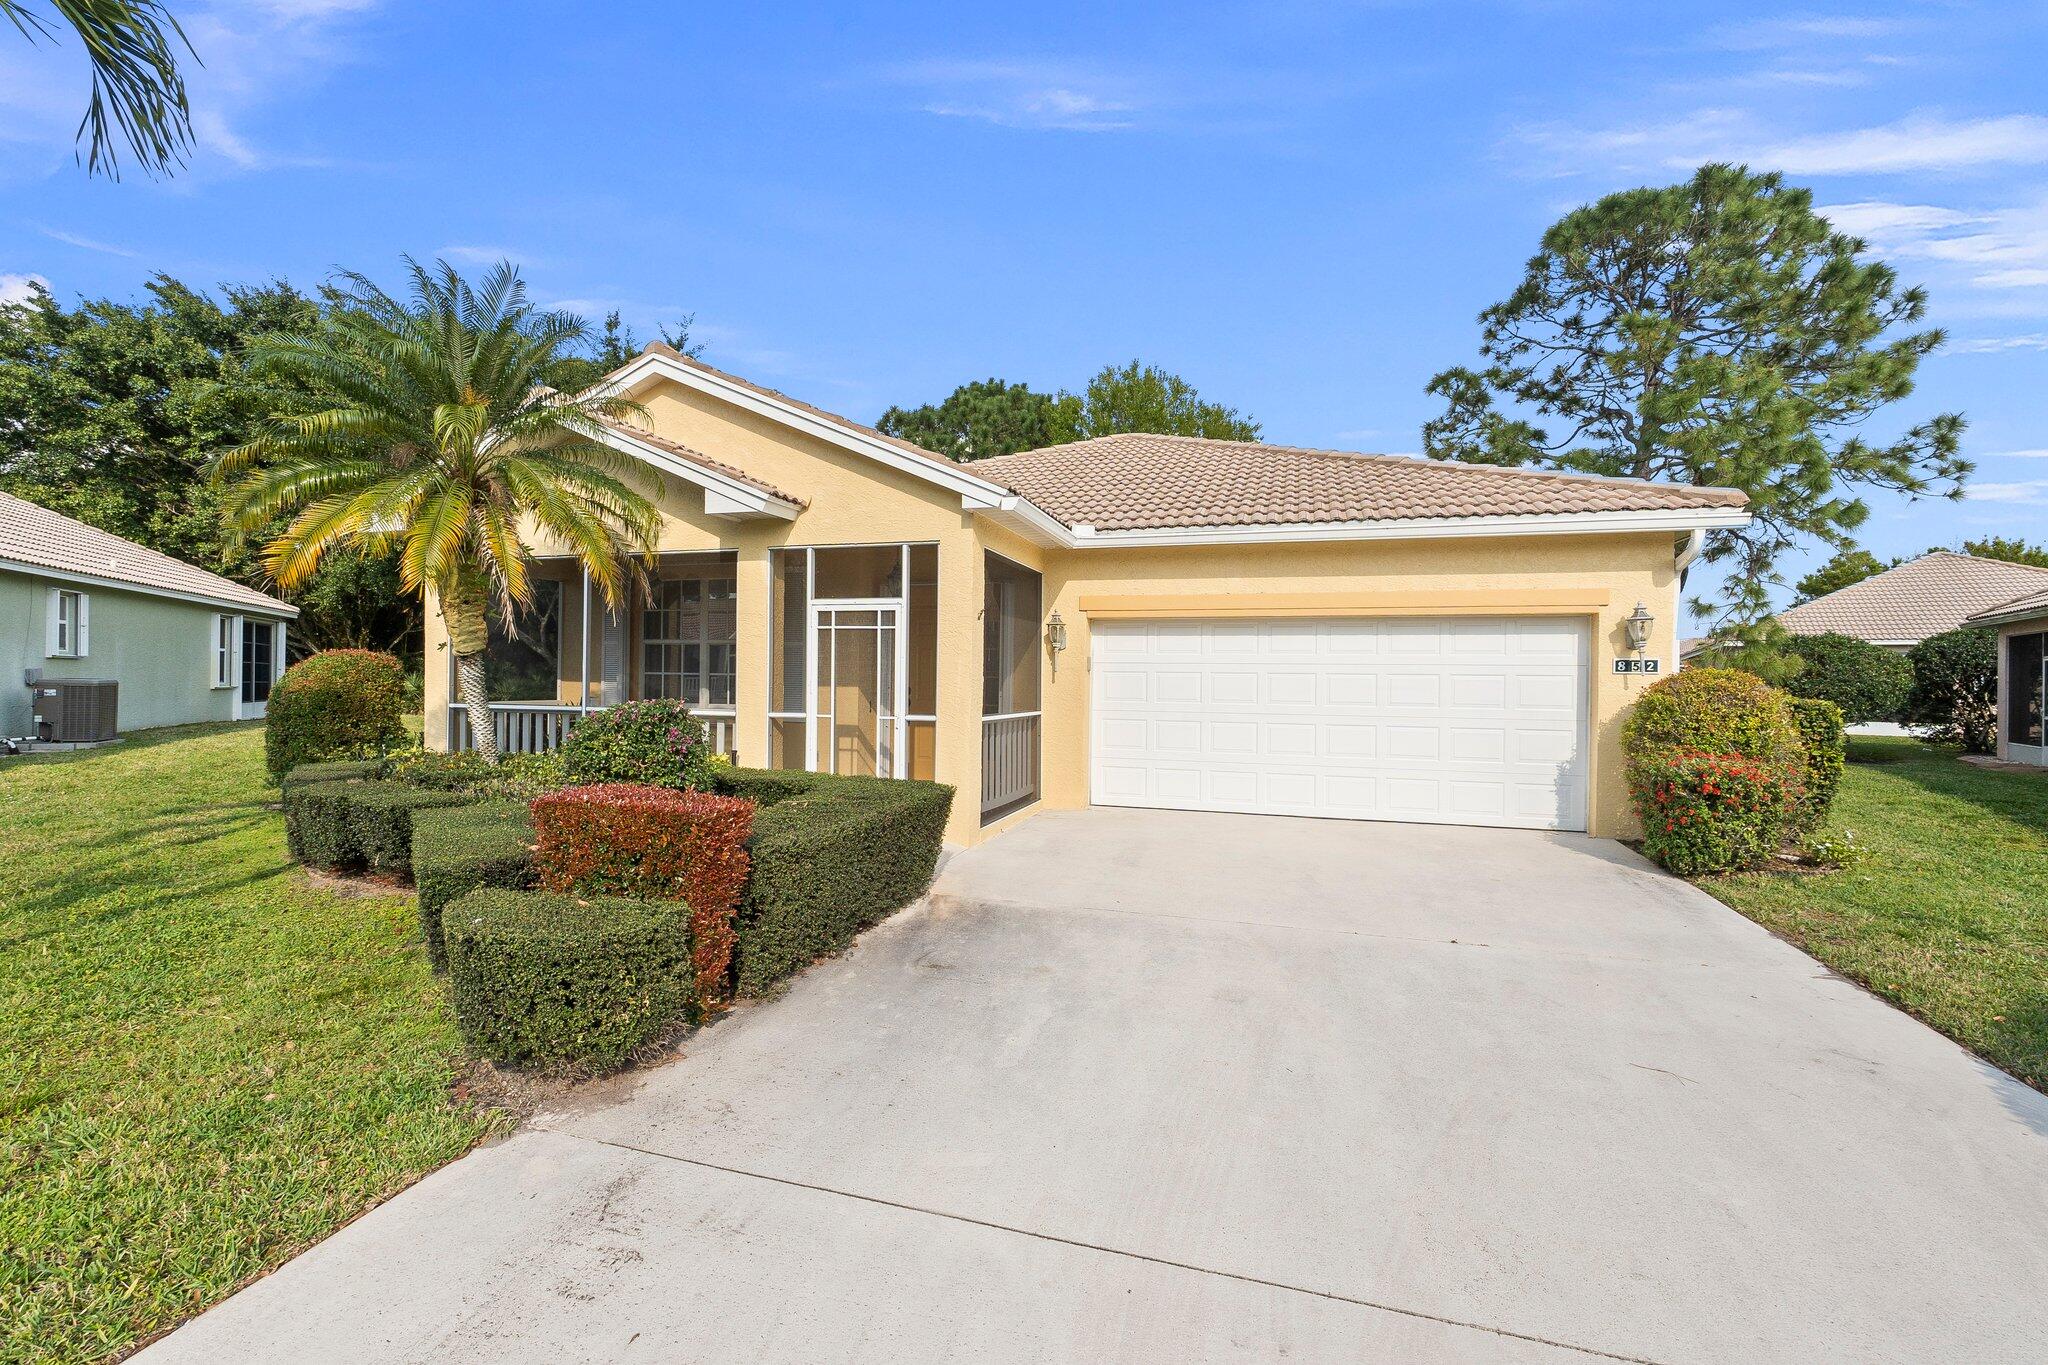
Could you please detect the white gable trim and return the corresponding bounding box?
[981,501,1749,551]
[589,422,800,521]
[601,350,1013,511]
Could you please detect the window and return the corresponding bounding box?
[2008,631,2046,748]
[213,615,236,688]
[47,589,87,658]
[241,619,275,704]
[641,574,736,707]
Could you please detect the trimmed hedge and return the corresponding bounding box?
[1906,627,2000,753]
[280,773,469,874]
[412,801,537,970]
[1784,632,1915,724]
[444,888,693,1072]
[714,767,952,996]
[1620,668,1804,775]
[1631,750,1798,876]
[1787,696,1846,835]
[265,649,407,780]
[532,784,754,1004]
[280,759,381,790]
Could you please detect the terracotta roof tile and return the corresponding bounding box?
[1965,582,2048,628]
[970,433,1746,531]
[0,490,295,615]
[1779,552,2048,644]
[600,418,808,507]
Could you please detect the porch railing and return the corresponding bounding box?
[449,703,737,760]
[980,711,1040,817]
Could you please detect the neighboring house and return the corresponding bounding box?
[0,491,296,740]
[424,343,1750,845]
[1773,551,2048,652]
[1967,586,2048,768]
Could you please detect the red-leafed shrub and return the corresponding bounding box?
[1629,750,1801,876]
[531,783,754,1003]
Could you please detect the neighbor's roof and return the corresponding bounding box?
[0,490,296,616]
[1966,582,2048,629]
[1778,551,2048,644]
[969,433,1748,532]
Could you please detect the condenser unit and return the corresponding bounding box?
[33,678,118,743]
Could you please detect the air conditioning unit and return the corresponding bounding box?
[34,679,118,743]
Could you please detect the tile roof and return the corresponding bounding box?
[599,418,808,507]
[968,433,1747,531]
[0,490,295,615]
[1966,583,2048,628]
[1779,551,2048,644]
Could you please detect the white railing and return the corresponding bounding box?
[981,711,1040,816]
[449,703,738,759]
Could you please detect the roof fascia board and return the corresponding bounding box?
[0,556,298,618]
[1039,505,1751,549]
[604,352,1012,510]
[590,423,800,520]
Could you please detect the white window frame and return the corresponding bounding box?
[212,613,238,689]
[47,588,87,658]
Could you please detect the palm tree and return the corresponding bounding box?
[2,0,194,176]
[216,258,661,762]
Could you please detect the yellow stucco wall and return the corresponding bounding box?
[424,372,1689,844]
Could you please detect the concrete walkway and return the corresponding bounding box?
[142,809,2048,1363]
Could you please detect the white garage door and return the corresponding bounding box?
[1090,617,1590,831]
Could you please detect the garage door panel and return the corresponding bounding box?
[1091,616,1589,832]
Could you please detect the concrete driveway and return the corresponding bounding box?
[143,809,2048,1363]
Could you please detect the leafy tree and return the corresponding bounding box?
[2,0,194,176]
[1783,632,1915,723]
[1956,536,2048,569]
[546,309,702,393]
[215,259,661,762]
[1058,360,1260,442]
[0,272,424,655]
[1687,617,1805,686]
[877,378,1069,461]
[1904,627,1998,753]
[1794,549,1890,603]
[1422,164,1967,627]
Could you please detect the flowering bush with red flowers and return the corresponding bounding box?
[1628,750,1801,876]
[531,784,754,1005]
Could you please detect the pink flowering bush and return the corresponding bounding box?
[559,698,720,790]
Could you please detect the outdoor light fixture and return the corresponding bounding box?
[1046,610,1068,679]
[1623,601,1655,654]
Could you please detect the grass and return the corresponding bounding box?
[1705,736,2048,1092]
[0,723,496,1362]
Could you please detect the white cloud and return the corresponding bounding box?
[1515,112,2048,180]
[1950,335,2048,353]
[1706,15,1913,50]
[1967,479,2048,503]
[883,60,1144,132]
[37,226,137,257]
[1820,196,2048,292]
[0,272,48,304]
[441,245,534,267]
[1987,449,2048,459]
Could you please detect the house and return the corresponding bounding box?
[1773,551,2048,652]
[423,344,1750,845]
[0,491,296,741]
[1967,586,2048,768]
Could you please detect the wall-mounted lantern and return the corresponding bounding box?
[1623,601,1655,654]
[1046,610,1068,679]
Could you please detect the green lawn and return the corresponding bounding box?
[1706,736,2048,1092]
[0,723,495,1363]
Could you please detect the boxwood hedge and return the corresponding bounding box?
[714,767,951,996]
[412,801,537,969]
[281,771,470,874]
[443,888,693,1072]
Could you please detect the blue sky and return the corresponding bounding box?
[2,0,2044,621]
